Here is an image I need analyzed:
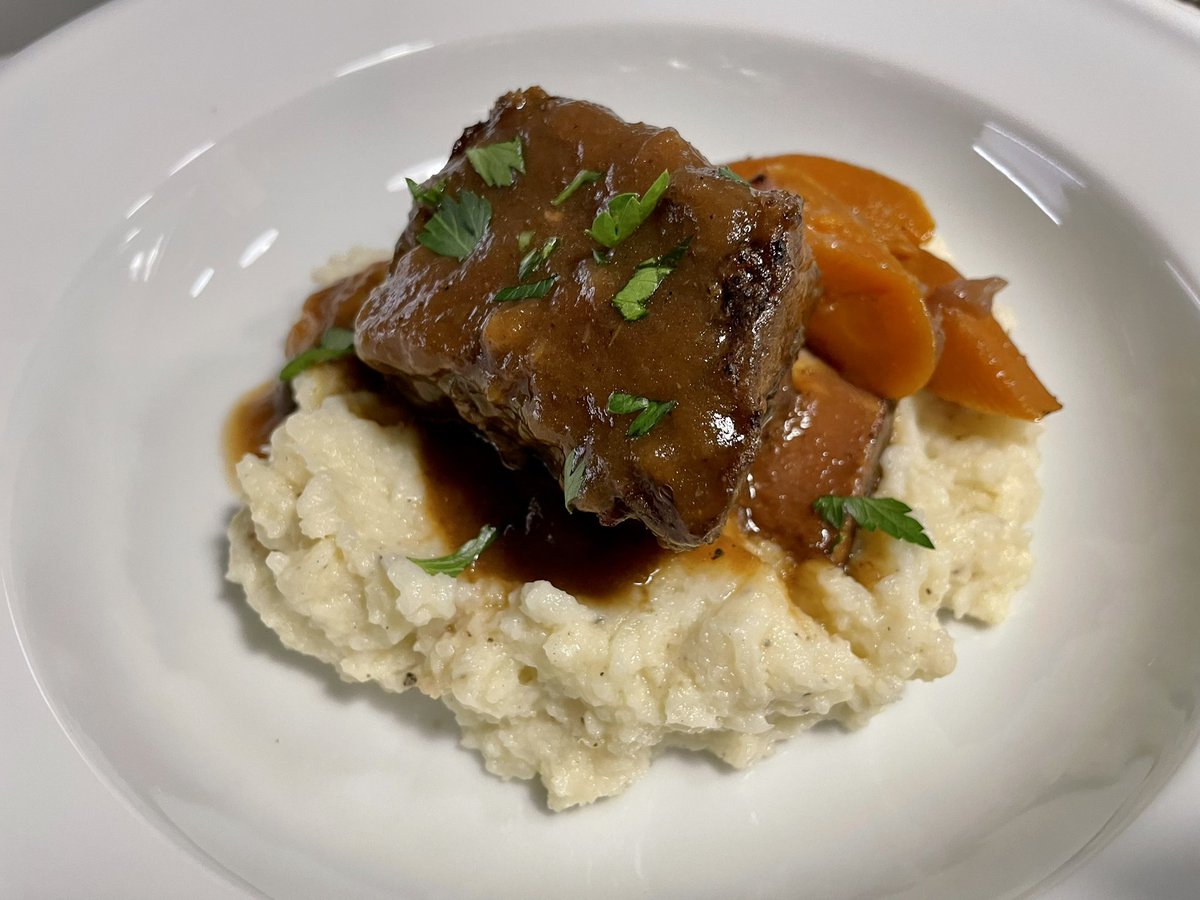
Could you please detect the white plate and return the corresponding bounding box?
[2,1,1200,897]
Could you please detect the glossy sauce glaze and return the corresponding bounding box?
[415,414,668,599]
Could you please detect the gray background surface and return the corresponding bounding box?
[1,0,107,56]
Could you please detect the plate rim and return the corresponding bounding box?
[2,1,1200,898]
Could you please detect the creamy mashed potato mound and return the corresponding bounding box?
[226,253,1041,811]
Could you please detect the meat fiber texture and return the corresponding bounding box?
[355,87,820,549]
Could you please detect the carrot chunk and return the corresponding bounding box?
[742,154,935,252]
[730,156,1060,418]
[729,156,938,399]
[924,279,1062,420]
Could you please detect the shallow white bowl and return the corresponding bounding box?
[2,1,1199,898]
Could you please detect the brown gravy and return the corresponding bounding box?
[222,380,294,486]
[222,366,671,602]
[416,415,668,600]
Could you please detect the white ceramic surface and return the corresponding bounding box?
[2,1,1199,897]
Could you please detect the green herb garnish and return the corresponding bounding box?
[607,391,677,437]
[552,169,603,206]
[407,524,498,576]
[517,230,535,252]
[517,237,559,282]
[279,327,356,381]
[416,191,491,260]
[813,495,935,549]
[466,137,525,187]
[587,170,670,248]
[495,276,557,302]
[563,446,587,510]
[406,177,448,207]
[592,248,613,266]
[611,236,692,321]
[716,166,748,184]
[496,237,560,302]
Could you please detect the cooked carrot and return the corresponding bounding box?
[897,247,962,291]
[740,154,936,253]
[924,279,1062,420]
[731,156,1060,418]
[729,156,938,399]
[803,225,940,399]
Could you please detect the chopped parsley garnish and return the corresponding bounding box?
[587,170,670,248]
[495,276,557,302]
[607,392,677,437]
[496,237,560,302]
[417,190,491,260]
[406,176,448,207]
[407,524,498,576]
[517,230,535,252]
[552,169,603,206]
[813,495,935,549]
[279,327,356,381]
[716,166,748,184]
[611,236,692,321]
[466,137,525,187]
[563,446,587,510]
[517,237,559,282]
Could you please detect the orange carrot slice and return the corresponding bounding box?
[748,154,935,252]
[924,279,1062,420]
[729,156,938,399]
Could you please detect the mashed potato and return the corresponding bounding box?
[227,289,1040,808]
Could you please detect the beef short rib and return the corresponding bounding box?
[356,87,820,548]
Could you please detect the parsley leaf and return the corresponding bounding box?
[607,391,676,437]
[407,177,448,207]
[592,248,613,266]
[517,230,535,252]
[466,137,525,187]
[552,169,603,206]
[407,524,498,576]
[563,446,587,511]
[517,237,559,282]
[417,191,491,260]
[606,392,651,414]
[813,495,935,549]
[716,166,748,184]
[587,170,670,248]
[495,276,557,302]
[279,327,356,381]
[611,236,692,321]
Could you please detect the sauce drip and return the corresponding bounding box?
[222,380,294,485]
[416,416,668,600]
[224,260,389,485]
